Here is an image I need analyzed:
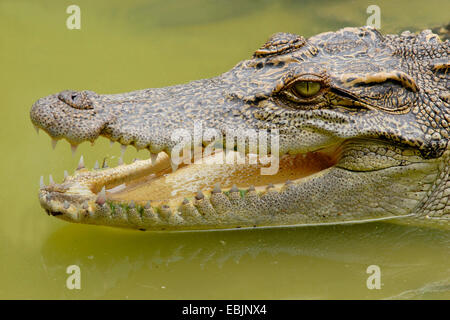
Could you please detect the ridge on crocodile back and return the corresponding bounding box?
[30,26,449,231]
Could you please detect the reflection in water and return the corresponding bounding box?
[385,278,450,299]
[41,222,450,299]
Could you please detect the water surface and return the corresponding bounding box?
[0,0,449,299]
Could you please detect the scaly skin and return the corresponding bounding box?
[30,26,449,231]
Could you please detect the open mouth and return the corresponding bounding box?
[98,146,341,204]
[38,134,343,223]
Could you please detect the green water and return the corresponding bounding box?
[1,0,449,299]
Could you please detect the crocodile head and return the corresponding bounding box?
[30,27,449,231]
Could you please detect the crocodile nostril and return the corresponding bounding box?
[58,90,94,110]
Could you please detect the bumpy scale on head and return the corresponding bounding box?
[31,26,449,230]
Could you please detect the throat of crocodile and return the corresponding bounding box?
[100,146,341,206]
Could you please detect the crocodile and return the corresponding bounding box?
[30,26,449,231]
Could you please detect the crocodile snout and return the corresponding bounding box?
[30,90,110,145]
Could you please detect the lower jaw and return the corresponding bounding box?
[39,144,355,230]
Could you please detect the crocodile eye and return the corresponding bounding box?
[292,81,321,97]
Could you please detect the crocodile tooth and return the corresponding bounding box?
[195,190,204,200]
[39,176,45,188]
[64,170,68,179]
[247,185,255,192]
[180,199,202,219]
[63,201,70,209]
[171,161,178,172]
[159,205,172,220]
[33,125,40,135]
[142,203,159,224]
[112,205,126,221]
[51,139,58,150]
[70,144,78,157]
[210,190,233,214]
[133,158,138,163]
[95,186,106,206]
[102,158,109,168]
[77,155,85,170]
[267,183,274,189]
[129,200,135,209]
[212,183,221,193]
[150,152,158,165]
[107,183,126,193]
[194,196,216,216]
[49,174,54,185]
[82,202,89,210]
[94,160,99,170]
[118,157,124,166]
[128,205,141,225]
[120,144,127,161]
[230,184,239,193]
